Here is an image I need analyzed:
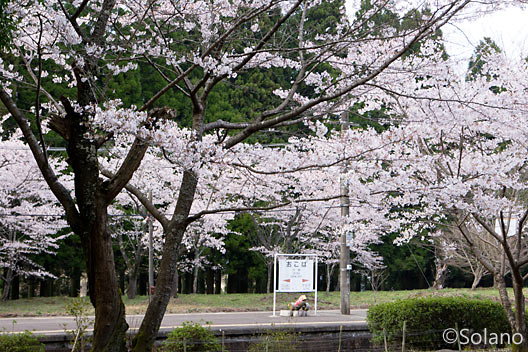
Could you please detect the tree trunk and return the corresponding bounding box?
[193,264,199,294]
[432,258,448,290]
[86,207,128,352]
[206,269,214,294]
[1,268,13,301]
[40,279,48,297]
[28,278,37,298]
[1,281,10,301]
[214,270,221,294]
[171,270,179,298]
[10,274,19,300]
[131,170,198,352]
[138,272,147,296]
[70,271,81,297]
[326,264,332,295]
[66,136,128,351]
[132,223,189,351]
[183,272,191,293]
[127,272,138,300]
[470,268,484,291]
[119,267,125,294]
[495,275,517,334]
[493,275,502,289]
[511,269,528,352]
[266,262,273,294]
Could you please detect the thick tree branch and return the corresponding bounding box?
[35,15,48,163]
[91,0,117,44]
[104,138,148,204]
[71,0,90,21]
[0,87,80,229]
[186,194,341,224]
[100,169,169,230]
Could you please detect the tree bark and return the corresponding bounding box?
[511,268,528,352]
[326,263,332,295]
[132,223,189,351]
[28,278,37,298]
[86,205,128,352]
[119,229,144,300]
[62,106,129,351]
[10,274,19,300]
[432,257,448,290]
[132,170,198,351]
[470,268,484,291]
[206,269,214,294]
[1,268,13,301]
[193,261,199,294]
[214,270,221,294]
[171,270,179,297]
[127,272,138,300]
[70,271,81,297]
[266,262,273,294]
[495,275,517,334]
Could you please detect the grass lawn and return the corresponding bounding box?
[0,287,519,317]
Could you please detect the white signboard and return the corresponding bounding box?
[346,232,354,247]
[273,254,318,316]
[278,259,314,292]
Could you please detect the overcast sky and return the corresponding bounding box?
[344,3,528,74]
[443,6,528,63]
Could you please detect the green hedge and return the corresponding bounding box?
[367,297,510,349]
[0,331,44,352]
[161,321,222,352]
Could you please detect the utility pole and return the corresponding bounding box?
[340,111,350,315]
[148,189,154,302]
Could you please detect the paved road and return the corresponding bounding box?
[0,309,367,335]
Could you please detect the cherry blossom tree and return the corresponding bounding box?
[0,129,68,300]
[179,222,226,294]
[0,0,496,350]
[109,198,150,300]
[348,50,528,349]
[440,224,495,290]
[247,205,336,293]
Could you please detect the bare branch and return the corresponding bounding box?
[224,1,471,149]
[186,194,341,224]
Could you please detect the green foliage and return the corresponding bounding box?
[367,297,510,349]
[467,37,502,81]
[224,214,267,293]
[0,331,44,352]
[248,329,301,352]
[64,297,93,352]
[33,231,85,297]
[305,0,345,37]
[161,321,222,352]
[0,0,15,51]
[371,233,434,290]
[354,0,399,37]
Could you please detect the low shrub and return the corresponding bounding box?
[0,331,44,352]
[367,296,510,350]
[64,297,92,352]
[161,321,222,352]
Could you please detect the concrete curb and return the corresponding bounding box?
[38,321,371,351]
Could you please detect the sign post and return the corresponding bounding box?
[273,253,318,316]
